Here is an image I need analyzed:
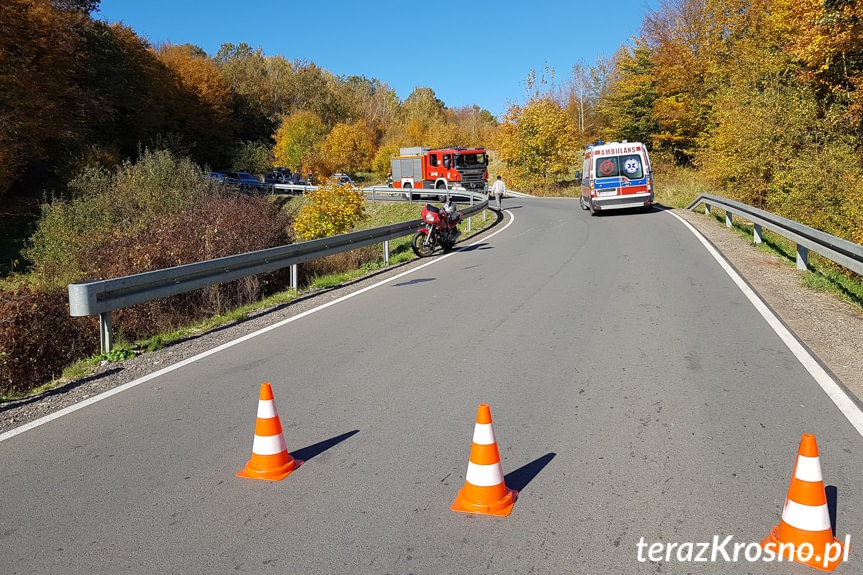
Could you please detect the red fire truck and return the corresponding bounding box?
[390,146,489,199]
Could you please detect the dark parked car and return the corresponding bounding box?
[222,171,266,192]
[264,171,291,184]
[265,170,307,186]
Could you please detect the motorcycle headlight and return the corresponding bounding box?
[425,213,436,223]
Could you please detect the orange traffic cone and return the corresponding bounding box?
[451,403,517,516]
[237,382,302,481]
[761,434,848,571]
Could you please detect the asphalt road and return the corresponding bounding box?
[2,198,861,574]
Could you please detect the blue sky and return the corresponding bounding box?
[97,0,655,118]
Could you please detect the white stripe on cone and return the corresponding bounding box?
[252,433,287,456]
[472,423,496,445]
[794,455,823,482]
[257,399,278,419]
[782,499,832,532]
[466,461,504,487]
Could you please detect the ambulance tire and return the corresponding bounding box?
[579,195,589,210]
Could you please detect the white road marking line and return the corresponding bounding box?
[0,211,516,443]
[666,210,863,439]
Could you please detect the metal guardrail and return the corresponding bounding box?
[270,182,487,204]
[69,190,489,353]
[686,193,863,276]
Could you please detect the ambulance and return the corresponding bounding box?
[579,141,653,214]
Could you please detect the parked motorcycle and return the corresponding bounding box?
[411,198,463,257]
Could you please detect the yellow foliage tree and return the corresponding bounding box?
[292,177,368,240]
[404,118,426,146]
[320,121,376,174]
[496,93,578,189]
[770,0,863,125]
[372,144,399,179]
[272,110,327,169]
[425,121,462,149]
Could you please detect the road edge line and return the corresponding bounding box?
[666,209,863,439]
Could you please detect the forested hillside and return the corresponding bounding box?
[562,0,863,244]
[0,0,496,209]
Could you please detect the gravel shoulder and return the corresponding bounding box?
[3,204,862,435]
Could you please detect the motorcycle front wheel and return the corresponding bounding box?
[411,231,436,257]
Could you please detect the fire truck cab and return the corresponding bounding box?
[579,141,653,214]
[391,146,488,199]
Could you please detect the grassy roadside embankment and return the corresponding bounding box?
[13,196,494,400]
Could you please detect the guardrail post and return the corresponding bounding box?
[754,223,763,244]
[725,210,733,228]
[290,264,298,291]
[99,311,113,354]
[384,240,390,264]
[797,244,809,270]
[704,203,711,216]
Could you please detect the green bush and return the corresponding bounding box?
[25,149,218,292]
[232,140,273,175]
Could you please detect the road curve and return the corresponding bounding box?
[1,198,861,574]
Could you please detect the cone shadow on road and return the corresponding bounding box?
[392,278,435,287]
[291,430,359,462]
[503,453,556,492]
[827,485,838,536]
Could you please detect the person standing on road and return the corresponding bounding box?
[490,174,506,211]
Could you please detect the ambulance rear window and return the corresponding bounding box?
[595,154,644,180]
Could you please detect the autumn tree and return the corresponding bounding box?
[156,43,235,165]
[0,0,88,198]
[52,0,100,12]
[770,0,863,128]
[272,110,328,169]
[215,42,274,142]
[372,144,399,179]
[594,40,660,155]
[333,75,400,132]
[450,105,497,148]
[320,121,377,174]
[496,80,578,190]
[293,177,368,240]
